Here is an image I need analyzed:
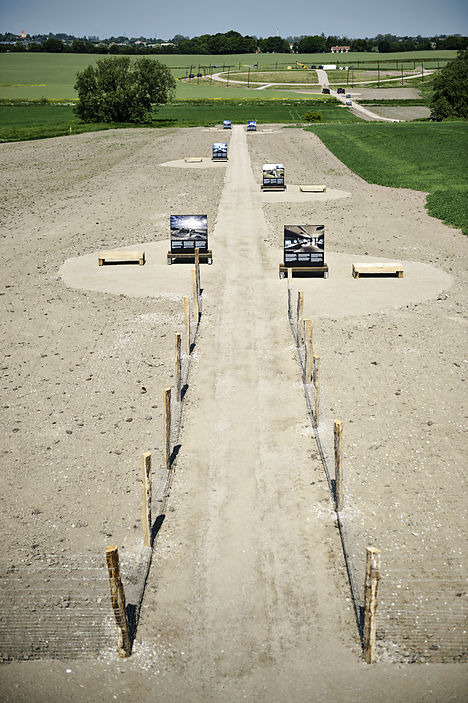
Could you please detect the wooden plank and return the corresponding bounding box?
[184,157,203,163]
[141,452,152,547]
[279,264,329,279]
[105,546,132,658]
[98,250,145,265]
[296,291,304,345]
[300,185,327,192]
[352,262,403,278]
[167,250,213,265]
[363,547,381,664]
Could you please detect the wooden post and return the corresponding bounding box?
[363,547,381,664]
[195,247,200,296]
[227,67,230,87]
[105,546,131,658]
[334,420,344,511]
[248,65,251,88]
[192,269,199,323]
[296,291,304,345]
[163,387,171,470]
[184,296,190,355]
[304,319,313,383]
[141,452,152,547]
[175,333,181,402]
[313,355,320,424]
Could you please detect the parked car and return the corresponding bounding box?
[322,88,330,94]
[346,98,352,106]
[311,64,316,69]
[337,87,345,94]
[346,93,351,98]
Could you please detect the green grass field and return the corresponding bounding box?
[0,98,362,142]
[0,51,457,100]
[306,122,468,234]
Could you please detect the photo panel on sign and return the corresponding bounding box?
[284,225,325,266]
[247,120,257,131]
[212,142,228,160]
[263,163,285,186]
[170,215,208,253]
[223,120,231,129]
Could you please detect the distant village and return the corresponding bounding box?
[0,29,466,54]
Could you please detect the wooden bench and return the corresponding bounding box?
[98,250,145,266]
[352,262,403,278]
[184,157,203,163]
[279,264,329,279]
[167,250,213,265]
[300,185,327,192]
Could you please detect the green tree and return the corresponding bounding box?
[297,35,326,53]
[430,50,468,120]
[74,56,176,123]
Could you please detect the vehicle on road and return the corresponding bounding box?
[322,88,330,94]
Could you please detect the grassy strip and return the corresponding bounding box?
[0,98,363,141]
[306,122,468,235]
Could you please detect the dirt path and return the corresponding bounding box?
[134,124,356,699]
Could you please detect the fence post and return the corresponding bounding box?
[192,269,199,323]
[141,452,152,547]
[184,296,190,355]
[163,387,171,470]
[304,319,313,383]
[195,247,200,294]
[313,354,320,424]
[175,333,181,402]
[363,546,381,664]
[296,290,304,345]
[105,546,131,658]
[334,420,344,511]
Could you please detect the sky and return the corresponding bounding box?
[1,0,467,39]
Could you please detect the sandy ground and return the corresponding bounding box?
[0,125,467,701]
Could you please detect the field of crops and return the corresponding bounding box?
[0,51,456,100]
[306,121,468,235]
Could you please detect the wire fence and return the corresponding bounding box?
[287,281,468,663]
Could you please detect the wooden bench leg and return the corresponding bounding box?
[98,259,104,266]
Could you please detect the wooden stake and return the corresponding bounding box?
[313,354,320,424]
[141,452,152,547]
[192,269,199,323]
[184,295,190,355]
[175,333,181,402]
[296,290,304,345]
[363,547,381,664]
[304,319,313,383]
[163,387,171,470]
[195,247,200,295]
[334,420,344,511]
[105,546,131,658]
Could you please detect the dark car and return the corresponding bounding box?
[337,87,345,94]
[311,64,316,69]
[322,88,330,94]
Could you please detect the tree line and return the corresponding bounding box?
[1,29,467,54]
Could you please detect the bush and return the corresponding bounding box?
[74,56,176,123]
[430,50,468,120]
[303,111,322,122]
